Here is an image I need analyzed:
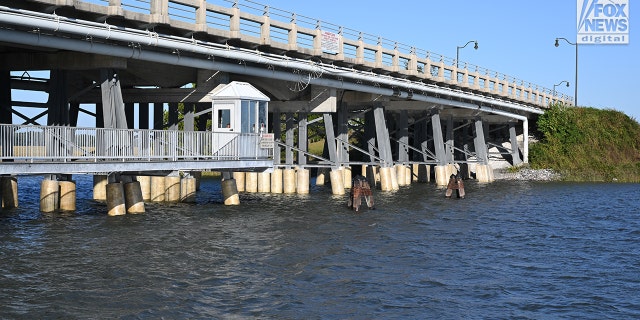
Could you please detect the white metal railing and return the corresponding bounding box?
[0,124,273,163]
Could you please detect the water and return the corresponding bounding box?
[1,176,639,319]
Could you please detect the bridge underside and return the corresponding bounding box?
[0,4,535,180]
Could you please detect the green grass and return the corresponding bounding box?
[529,103,640,182]
[308,139,325,157]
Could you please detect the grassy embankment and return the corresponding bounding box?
[528,103,640,182]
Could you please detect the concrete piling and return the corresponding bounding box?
[245,172,258,193]
[296,167,310,194]
[164,176,181,202]
[395,164,406,187]
[283,168,296,194]
[257,171,271,193]
[1,176,18,209]
[342,167,352,189]
[40,179,59,213]
[106,182,126,216]
[58,180,76,212]
[93,175,108,201]
[390,166,399,191]
[270,168,283,194]
[150,176,166,202]
[315,168,327,186]
[379,167,392,191]
[137,175,151,201]
[475,164,495,183]
[233,172,245,192]
[124,181,145,213]
[221,178,240,205]
[180,177,197,203]
[404,165,412,186]
[434,165,449,186]
[329,169,345,195]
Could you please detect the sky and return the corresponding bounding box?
[10,0,638,123]
[255,0,637,120]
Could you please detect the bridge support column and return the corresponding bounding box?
[1,176,18,209]
[233,172,245,192]
[432,111,449,186]
[396,110,410,187]
[370,105,397,191]
[509,122,523,166]
[329,168,345,195]
[59,179,76,212]
[106,182,126,216]
[434,165,449,187]
[390,166,399,191]
[180,176,196,203]
[245,172,258,193]
[395,164,407,187]
[315,168,327,186]
[137,176,152,202]
[445,115,455,164]
[221,172,240,205]
[40,178,59,213]
[165,176,181,202]
[271,168,283,194]
[283,168,296,194]
[474,117,494,183]
[475,165,495,183]
[398,164,412,186]
[405,165,412,185]
[150,176,166,202]
[124,180,145,213]
[379,166,394,191]
[257,171,271,193]
[93,175,108,201]
[342,166,352,189]
[296,167,310,194]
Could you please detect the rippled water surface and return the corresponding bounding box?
[1,175,639,319]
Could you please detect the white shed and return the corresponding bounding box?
[210,81,269,134]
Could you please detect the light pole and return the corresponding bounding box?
[456,40,478,69]
[554,37,578,106]
[553,80,570,97]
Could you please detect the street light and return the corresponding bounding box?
[456,40,478,69]
[554,37,578,106]
[553,80,570,96]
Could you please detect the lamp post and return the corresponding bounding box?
[456,40,478,69]
[553,80,570,97]
[554,37,578,106]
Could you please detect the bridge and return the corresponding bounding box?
[0,0,570,213]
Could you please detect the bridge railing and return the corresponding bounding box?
[0,124,273,163]
[33,0,573,106]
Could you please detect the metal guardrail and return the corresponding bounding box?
[0,124,273,163]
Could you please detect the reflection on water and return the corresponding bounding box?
[1,176,640,319]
